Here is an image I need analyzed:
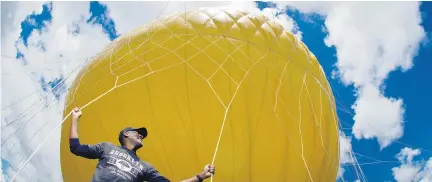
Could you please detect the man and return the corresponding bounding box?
[69,107,215,182]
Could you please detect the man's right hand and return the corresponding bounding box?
[70,107,82,139]
[72,107,82,120]
[199,164,215,179]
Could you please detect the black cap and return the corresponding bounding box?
[118,127,147,144]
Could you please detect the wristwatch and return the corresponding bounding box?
[196,174,204,182]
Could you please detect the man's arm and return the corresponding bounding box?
[144,164,214,182]
[178,174,206,182]
[69,107,80,139]
[180,165,215,182]
[69,107,104,159]
[145,167,170,182]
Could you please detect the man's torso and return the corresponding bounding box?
[91,143,148,182]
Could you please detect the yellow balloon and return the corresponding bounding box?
[60,8,339,182]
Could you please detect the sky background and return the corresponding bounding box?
[1,1,432,182]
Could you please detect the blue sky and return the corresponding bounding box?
[87,1,118,40]
[278,2,432,182]
[16,2,52,61]
[14,1,117,103]
[2,1,432,181]
[256,1,432,181]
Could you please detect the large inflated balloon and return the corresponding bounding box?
[60,8,339,182]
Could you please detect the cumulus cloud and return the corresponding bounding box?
[1,1,300,181]
[392,148,422,182]
[392,147,432,182]
[340,133,354,164]
[337,133,354,180]
[416,159,432,181]
[259,6,302,39]
[352,84,405,148]
[276,1,426,149]
[2,1,111,181]
[103,1,300,37]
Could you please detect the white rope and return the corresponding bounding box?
[10,111,72,182]
[9,85,116,181]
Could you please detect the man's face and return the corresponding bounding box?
[125,130,144,147]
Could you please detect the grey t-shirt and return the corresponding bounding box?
[70,138,170,182]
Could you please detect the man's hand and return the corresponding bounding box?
[199,164,215,179]
[69,107,82,139]
[72,107,82,120]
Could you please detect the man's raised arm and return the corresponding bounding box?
[69,107,104,159]
[69,107,81,139]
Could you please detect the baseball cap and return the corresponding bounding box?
[118,127,148,144]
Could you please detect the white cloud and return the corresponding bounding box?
[259,7,301,39]
[340,133,354,164]
[1,1,47,37]
[416,158,432,182]
[1,1,300,181]
[276,2,426,149]
[104,1,234,35]
[2,2,111,181]
[392,147,432,182]
[392,148,422,182]
[338,133,354,180]
[352,84,405,148]
[103,1,300,37]
[393,160,421,182]
[397,147,422,163]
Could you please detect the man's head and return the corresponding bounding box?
[118,127,147,150]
